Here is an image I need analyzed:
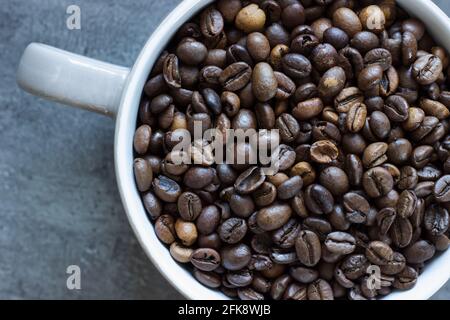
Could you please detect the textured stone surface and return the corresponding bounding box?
[0,0,449,299]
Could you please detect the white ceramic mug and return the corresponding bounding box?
[17,0,450,300]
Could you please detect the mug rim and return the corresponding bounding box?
[114,0,450,300]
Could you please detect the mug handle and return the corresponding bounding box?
[17,43,131,118]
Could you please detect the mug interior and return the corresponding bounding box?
[115,0,450,300]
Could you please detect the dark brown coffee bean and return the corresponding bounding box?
[177,192,202,221]
[412,54,443,85]
[274,71,295,100]
[319,166,349,196]
[295,230,321,267]
[276,113,300,143]
[424,204,449,236]
[364,48,392,71]
[434,175,450,203]
[390,217,413,248]
[363,142,388,168]
[278,176,303,200]
[311,43,339,73]
[289,266,319,284]
[134,124,152,155]
[307,279,334,300]
[252,62,278,102]
[190,248,221,271]
[238,288,264,300]
[343,192,370,224]
[323,27,349,50]
[234,166,266,195]
[194,269,221,288]
[221,243,252,271]
[318,67,346,99]
[363,167,394,198]
[325,232,356,255]
[293,98,324,121]
[220,62,252,91]
[155,214,176,245]
[397,190,417,218]
[332,8,362,37]
[219,218,248,244]
[304,184,334,215]
[351,31,379,54]
[163,54,181,88]
[392,266,418,290]
[346,103,367,133]
[341,254,369,280]
[345,154,363,187]
[196,205,221,236]
[256,203,292,231]
[377,207,397,235]
[404,240,436,264]
[200,7,224,39]
[384,95,409,122]
[281,53,312,79]
[229,193,255,218]
[366,241,394,266]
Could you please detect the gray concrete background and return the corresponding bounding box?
[0,0,449,299]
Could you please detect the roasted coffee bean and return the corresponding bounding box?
[411,145,434,169]
[310,140,339,164]
[307,279,334,300]
[363,167,394,198]
[220,62,252,91]
[276,113,300,143]
[366,241,394,266]
[319,166,349,196]
[434,175,450,203]
[311,44,339,73]
[134,124,152,155]
[235,4,266,33]
[364,48,392,71]
[346,103,367,133]
[256,203,292,231]
[282,53,312,79]
[377,207,397,235]
[323,27,349,50]
[397,190,417,218]
[177,192,202,221]
[424,204,449,236]
[318,67,346,99]
[333,8,362,37]
[412,54,443,85]
[363,142,388,168]
[404,240,436,264]
[390,217,413,248]
[170,242,194,263]
[134,158,153,192]
[155,215,176,245]
[221,243,252,271]
[345,154,364,187]
[393,266,418,290]
[341,254,369,280]
[278,176,303,200]
[343,192,369,224]
[325,232,356,255]
[387,138,412,165]
[234,166,266,195]
[293,98,324,121]
[252,62,278,102]
[274,71,295,100]
[153,176,182,203]
[190,248,221,271]
[295,230,321,267]
[229,193,255,218]
[219,218,248,244]
[304,184,334,215]
[384,95,409,122]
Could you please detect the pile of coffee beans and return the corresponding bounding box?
[134,0,450,300]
